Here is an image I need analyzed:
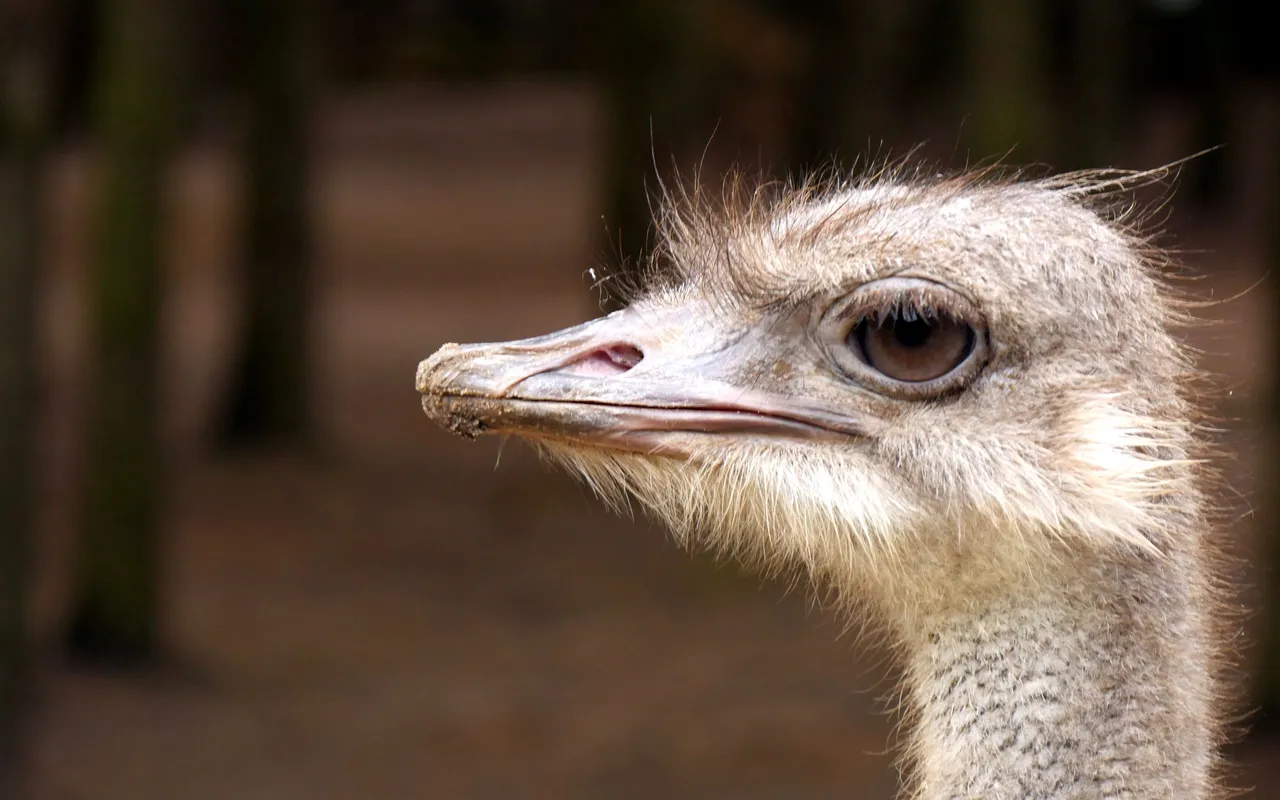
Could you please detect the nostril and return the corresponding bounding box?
[605,344,643,369]
[559,344,644,377]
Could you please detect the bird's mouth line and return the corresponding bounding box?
[422,392,858,453]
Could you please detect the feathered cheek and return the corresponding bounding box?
[858,434,995,521]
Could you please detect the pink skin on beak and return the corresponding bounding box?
[416,304,876,456]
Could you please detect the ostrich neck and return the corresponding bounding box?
[895,557,1215,800]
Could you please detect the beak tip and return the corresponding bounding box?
[415,343,461,394]
[420,393,488,440]
[418,343,492,440]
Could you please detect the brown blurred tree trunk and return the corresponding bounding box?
[788,0,909,174]
[598,0,697,285]
[216,0,317,447]
[67,0,177,660]
[0,0,52,779]
[962,0,1050,163]
[1072,0,1128,168]
[786,0,856,174]
[1189,0,1230,205]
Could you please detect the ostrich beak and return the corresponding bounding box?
[416,305,871,455]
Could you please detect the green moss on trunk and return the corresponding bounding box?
[1071,0,1128,168]
[217,0,316,447]
[962,0,1050,162]
[597,0,705,291]
[68,0,176,662]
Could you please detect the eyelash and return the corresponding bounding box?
[840,288,958,332]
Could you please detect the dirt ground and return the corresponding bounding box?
[12,83,1280,798]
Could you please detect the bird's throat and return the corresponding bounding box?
[899,568,1215,799]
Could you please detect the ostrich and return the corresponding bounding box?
[416,168,1231,799]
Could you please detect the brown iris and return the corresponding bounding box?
[851,308,974,383]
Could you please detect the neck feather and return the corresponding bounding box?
[893,553,1216,800]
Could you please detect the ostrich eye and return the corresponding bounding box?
[820,277,989,399]
[851,309,974,382]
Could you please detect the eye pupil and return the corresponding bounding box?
[892,318,933,348]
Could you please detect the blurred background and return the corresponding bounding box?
[0,0,1277,797]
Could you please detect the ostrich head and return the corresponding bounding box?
[416,169,1226,798]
